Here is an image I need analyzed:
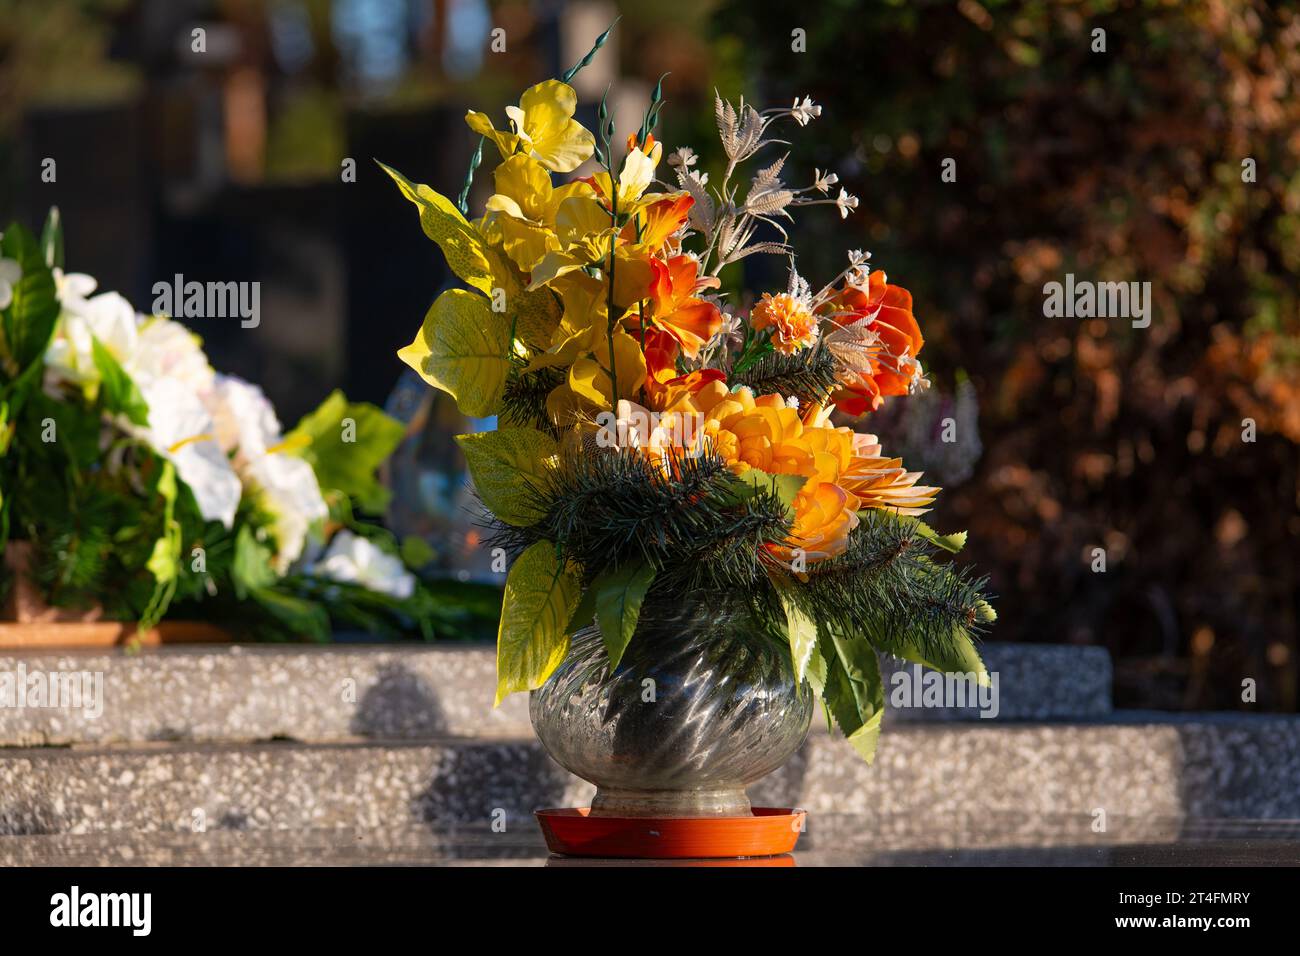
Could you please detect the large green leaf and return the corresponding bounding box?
[398,288,510,418]
[890,625,990,688]
[1,223,59,376]
[92,338,150,427]
[819,626,886,764]
[454,427,557,526]
[592,561,656,669]
[775,581,818,683]
[232,525,277,597]
[495,540,581,705]
[286,390,404,513]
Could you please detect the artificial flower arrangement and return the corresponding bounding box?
[387,28,995,764]
[0,210,486,641]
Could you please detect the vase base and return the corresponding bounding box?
[589,787,750,818]
[536,807,806,859]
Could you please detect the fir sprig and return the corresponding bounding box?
[802,509,991,665]
[499,363,564,433]
[731,342,839,405]
[491,448,792,592]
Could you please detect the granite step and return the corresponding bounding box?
[1,714,1295,836]
[0,641,1111,746]
[7,816,1297,866]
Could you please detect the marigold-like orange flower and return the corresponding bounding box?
[766,481,860,564]
[752,291,820,354]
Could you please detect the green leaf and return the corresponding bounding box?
[495,540,581,705]
[775,580,818,684]
[92,338,150,427]
[398,288,510,418]
[378,161,499,298]
[232,525,277,598]
[140,461,183,632]
[731,468,806,516]
[399,534,436,570]
[819,626,886,764]
[566,584,597,634]
[592,561,656,669]
[1,223,59,375]
[40,207,64,270]
[286,390,404,513]
[891,625,990,688]
[900,516,967,554]
[251,586,330,642]
[454,427,557,526]
[380,162,560,350]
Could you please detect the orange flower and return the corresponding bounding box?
[825,271,925,416]
[654,367,727,412]
[752,291,820,354]
[766,481,860,564]
[645,255,722,359]
[623,194,693,252]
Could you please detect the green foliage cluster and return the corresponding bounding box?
[0,212,494,641]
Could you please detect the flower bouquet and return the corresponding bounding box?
[0,210,489,644]
[385,28,995,827]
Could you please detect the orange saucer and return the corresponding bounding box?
[535,807,806,859]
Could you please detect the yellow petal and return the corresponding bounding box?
[556,195,613,245]
[616,148,656,204]
[492,154,553,221]
[465,110,521,162]
[518,80,595,173]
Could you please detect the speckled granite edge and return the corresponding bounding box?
[0,641,1110,746]
[2,715,1296,836]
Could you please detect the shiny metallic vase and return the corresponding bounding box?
[530,596,813,817]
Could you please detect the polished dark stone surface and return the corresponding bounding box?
[4,815,1298,866]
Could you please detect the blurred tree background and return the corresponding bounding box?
[713,0,1300,711]
[1,0,1296,708]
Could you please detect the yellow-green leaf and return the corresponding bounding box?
[454,427,557,526]
[379,161,561,352]
[398,289,508,417]
[495,541,581,705]
[378,161,496,297]
[775,582,817,684]
[892,626,990,688]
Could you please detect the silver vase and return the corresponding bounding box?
[530,596,813,817]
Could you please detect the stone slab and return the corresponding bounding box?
[2,715,1295,836]
[0,641,1110,746]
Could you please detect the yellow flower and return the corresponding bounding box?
[466,80,595,173]
[481,155,596,271]
[587,147,660,211]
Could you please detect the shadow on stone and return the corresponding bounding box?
[410,741,577,829]
[350,662,449,739]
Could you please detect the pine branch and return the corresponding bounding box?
[489,449,792,595]
[730,343,838,404]
[499,364,564,433]
[801,509,991,666]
